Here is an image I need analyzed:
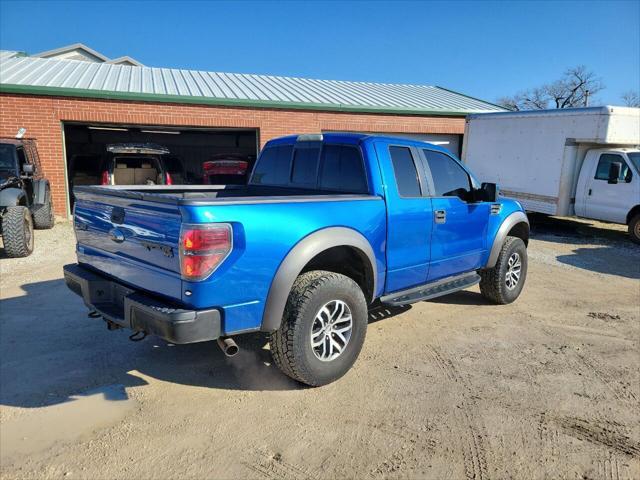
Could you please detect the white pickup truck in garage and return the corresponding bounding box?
[462,106,640,243]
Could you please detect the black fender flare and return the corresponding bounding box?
[33,179,50,205]
[485,211,530,268]
[261,227,377,332]
[0,188,27,208]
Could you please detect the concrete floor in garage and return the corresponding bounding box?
[0,215,638,479]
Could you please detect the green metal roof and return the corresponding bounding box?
[0,51,505,116]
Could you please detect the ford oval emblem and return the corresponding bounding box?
[109,228,125,243]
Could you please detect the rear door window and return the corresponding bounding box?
[319,145,367,193]
[389,146,421,197]
[251,145,293,186]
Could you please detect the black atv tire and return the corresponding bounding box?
[479,236,527,304]
[269,270,368,387]
[2,206,34,258]
[628,213,640,245]
[32,186,55,229]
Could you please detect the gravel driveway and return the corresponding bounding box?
[1,216,638,479]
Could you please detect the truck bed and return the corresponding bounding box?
[74,184,376,206]
[72,184,386,334]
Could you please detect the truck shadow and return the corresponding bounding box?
[428,290,493,306]
[529,214,640,279]
[529,213,630,244]
[0,280,414,408]
[555,247,640,280]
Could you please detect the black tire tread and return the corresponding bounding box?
[270,271,359,386]
[479,236,523,304]
[2,206,33,258]
[628,214,640,245]
[32,188,55,229]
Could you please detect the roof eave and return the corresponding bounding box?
[0,83,490,116]
[33,43,111,62]
[106,56,144,67]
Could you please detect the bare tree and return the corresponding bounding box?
[621,90,640,107]
[497,66,604,111]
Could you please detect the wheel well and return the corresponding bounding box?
[301,246,374,302]
[507,221,529,246]
[626,205,640,225]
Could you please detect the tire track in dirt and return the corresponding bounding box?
[554,416,640,458]
[245,448,319,480]
[425,345,490,480]
[573,351,639,405]
[538,326,639,478]
[540,326,640,408]
[596,451,626,480]
[367,420,439,477]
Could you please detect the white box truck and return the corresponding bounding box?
[462,106,640,243]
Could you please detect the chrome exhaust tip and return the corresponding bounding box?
[217,337,239,357]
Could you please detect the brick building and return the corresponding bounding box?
[0,46,504,217]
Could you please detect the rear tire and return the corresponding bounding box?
[32,186,55,229]
[628,214,640,245]
[479,236,527,304]
[2,206,34,258]
[269,271,368,387]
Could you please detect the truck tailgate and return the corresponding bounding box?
[73,190,183,301]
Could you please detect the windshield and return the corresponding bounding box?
[0,144,16,171]
[627,152,640,172]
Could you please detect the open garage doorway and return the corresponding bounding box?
[64,123,258,208]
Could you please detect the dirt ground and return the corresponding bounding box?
[1,215,638,480]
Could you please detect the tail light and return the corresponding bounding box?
[203,160,248,176]
[180,224,232,281]
[166,172,173,185]
[101,170,111,185]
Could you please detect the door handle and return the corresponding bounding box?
[435,209,446,224]
[588,188,592,196]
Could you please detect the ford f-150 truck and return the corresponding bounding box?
[64,133,530,386]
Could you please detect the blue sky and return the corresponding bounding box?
[0,0,638,105]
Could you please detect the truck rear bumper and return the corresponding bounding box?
[63,263,221,344]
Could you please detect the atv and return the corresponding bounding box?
[0,138,55,257]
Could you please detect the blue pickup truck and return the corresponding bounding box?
[64,133,529,386]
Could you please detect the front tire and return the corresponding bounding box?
[628,214,640,245]
[269,271,368,387]
[479,236,527,304]
[2,206,34,258]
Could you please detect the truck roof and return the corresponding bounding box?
[265,132,453,155]
[0,138,27,146]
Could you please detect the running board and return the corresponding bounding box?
[380,272,481,306]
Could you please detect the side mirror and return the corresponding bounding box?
[22,164,34,175]
[477,182,498,202]
[608,162,621,184]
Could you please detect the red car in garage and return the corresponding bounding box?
[202,154,250,185]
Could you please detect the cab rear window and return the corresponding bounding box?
[291,146,320,186]
[319,145,367,193]
[251,143,368,193]
[251,145,293,186]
